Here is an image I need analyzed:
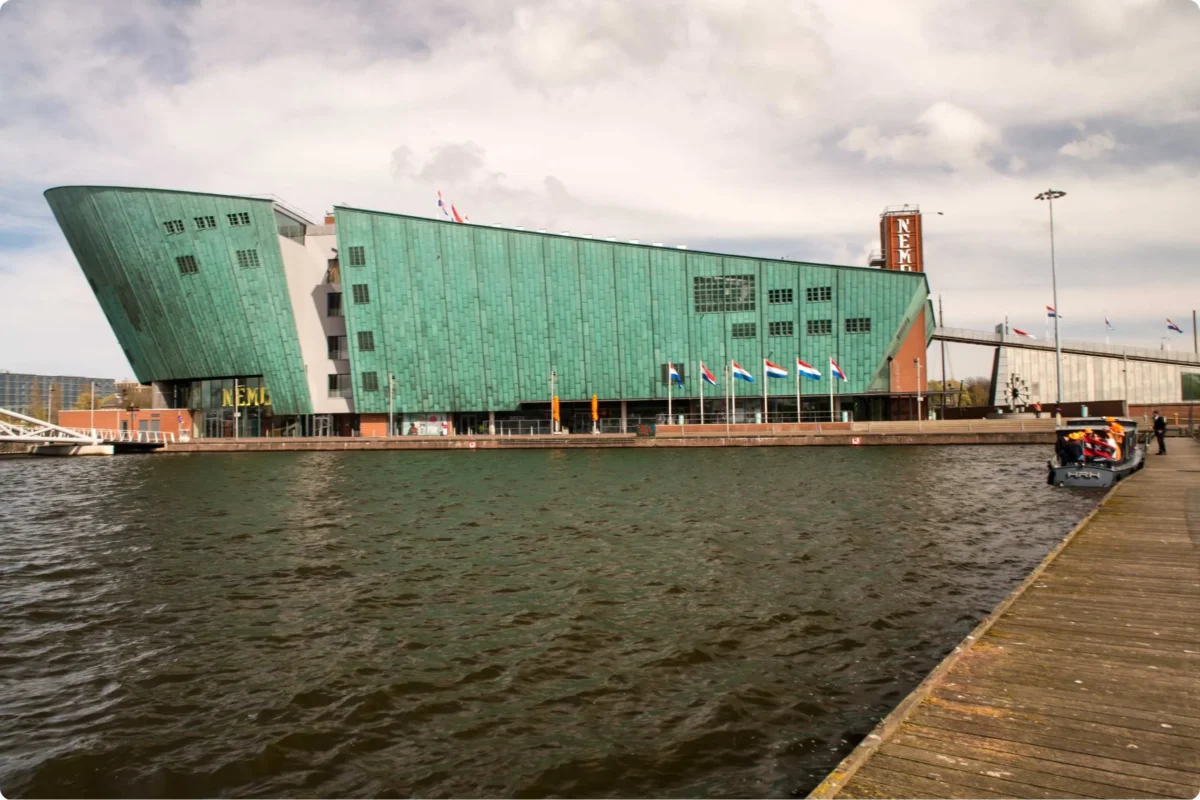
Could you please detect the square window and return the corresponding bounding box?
[227,211,251,226]
[163,219,185,235]
[236,249,260,269]
[194,215,217,230]
[845,317,871,333]
[328,373,351,397]
[806,286,832,302]
[731,322,756,339]
[352,283,370,304]
[768,288,793,305]
[361,371,379,391]
[693,274,755,313]
[769,320,794,337]
[358,331,375,351]
[175,255,199,275]
[807,319,832,335]
[348,246,366,267]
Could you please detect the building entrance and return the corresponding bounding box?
[456,414,479,435]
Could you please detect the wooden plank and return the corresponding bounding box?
[811,438,1200,799]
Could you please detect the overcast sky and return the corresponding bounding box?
[1,0,1198,382]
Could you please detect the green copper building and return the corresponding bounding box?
[46,186,933,436]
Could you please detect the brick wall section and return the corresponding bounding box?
[57,408,193,438]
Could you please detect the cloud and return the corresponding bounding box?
[1059,132,1118,160]
[1,0,1200,381]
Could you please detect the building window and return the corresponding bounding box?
[352,283,370,304]
[348,246,366,267]
[845,317,871,333]
[731,322,756,339]
[236,249,261,269]
[769,321,794,337]
[163,220,185,235]
[1184,372,1200,401]
[693,274,756,313]
[358,331,375,351]
[327,292,343,317]
[175,255,199,275]
[327,335,347,360]
[361,371,379,391]
[227,211,251,226]
[807,319,832,335]
[806,286,833,302]
[768,288,793,305]
[194,215,217,230]
[328,373,352,398]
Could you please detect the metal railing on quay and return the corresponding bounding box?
[66,428,177,444]
[653,411,854,425]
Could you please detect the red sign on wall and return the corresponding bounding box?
[880,212,924,273]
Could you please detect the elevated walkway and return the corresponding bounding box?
[933,327,1200,367]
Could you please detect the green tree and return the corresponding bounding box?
[73,387,95,410]
[25,381,47,420]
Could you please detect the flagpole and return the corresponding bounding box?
[699,362,705,426]
[730,360,736,427]
[795,363,801,424]
[667,363,673,422]
[762,358,768,424]
[829,358,834,422]
[724,365,730,433]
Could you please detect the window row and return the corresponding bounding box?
[768,288,793,305]
[163,211,252,235]
[173,249,261,276]
[806,286,833,302]
[326,372,388,396]
[694,275,756,314]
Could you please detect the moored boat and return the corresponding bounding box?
[1048,417,1145,488]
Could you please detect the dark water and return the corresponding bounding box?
[0,446,1098,798]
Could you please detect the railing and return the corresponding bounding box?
[327,387,353,399]
[327,349,349,361]
[493,419,554,436]
[653,410,854,425]
[65,428,177,444]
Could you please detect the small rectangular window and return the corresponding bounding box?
[236,249,260,269]
[358,331,375,351]
[768,288,793,305]
[227,212,251,226]
[175,255,199,275]
[348,246,366,267]
[845,317,872,333]
[194,215,217,230]
[361,371,379,391]
[769,320,794,337]
[328,373,351,398]
[806,286,833,302]
[327,335,348,360]
[731,322,756,339]
[163,220,185,235]
[807,319,832,335]
[327,292,343,317]
[352,283,370,304]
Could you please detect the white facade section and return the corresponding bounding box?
[278,231,354,414]
[992,346,1198,406]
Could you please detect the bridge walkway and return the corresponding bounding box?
[810,438,1200,799]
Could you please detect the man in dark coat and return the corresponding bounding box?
[1153,411,1167,454]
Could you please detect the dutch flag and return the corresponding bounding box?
[700,361,717,386]
[796,358,821,380]
[764,359,788,379]
[1168,318,1184,333]
[668,363,683,385]
[1046,305,1062,319]
[731,361,755,383]
[1105,316,1114,332]
[1012,328,1037,338]
[436,190,451,219]
[829,357,848,382]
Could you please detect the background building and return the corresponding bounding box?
[0,371,117,417]
[46,185,934,436]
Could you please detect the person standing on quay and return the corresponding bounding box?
[1153,411,1167,454]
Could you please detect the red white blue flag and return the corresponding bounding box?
[700,361,717,386]
[829,357,848,382]
[764,359,788,379]
[1168,318,1184,333]
[731,361,755,383]
[796,358,821,380]
[437,190,451,219]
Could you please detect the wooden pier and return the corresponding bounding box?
[811,438,1200,799]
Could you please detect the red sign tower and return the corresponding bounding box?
[874,205,924,273]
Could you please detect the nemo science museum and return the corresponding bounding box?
[45,186,933,438]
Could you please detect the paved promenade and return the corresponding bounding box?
[810,438,1200,798]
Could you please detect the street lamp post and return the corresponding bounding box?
[914,357,923,421]
[1035,189,1066,404]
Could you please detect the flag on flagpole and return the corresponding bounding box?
[451,204,465,224]
[667,363,684,385]
[1046,305,1062,319]
[436,190,451,219]
[1105,316,1114,331]
[699,361,717,386]
[1012,328,1037,338]
[829,357,848,382]
[731,361,755,382]
[1167,318,1184,333]
[796,358,821,380]
[764,359,788,379]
